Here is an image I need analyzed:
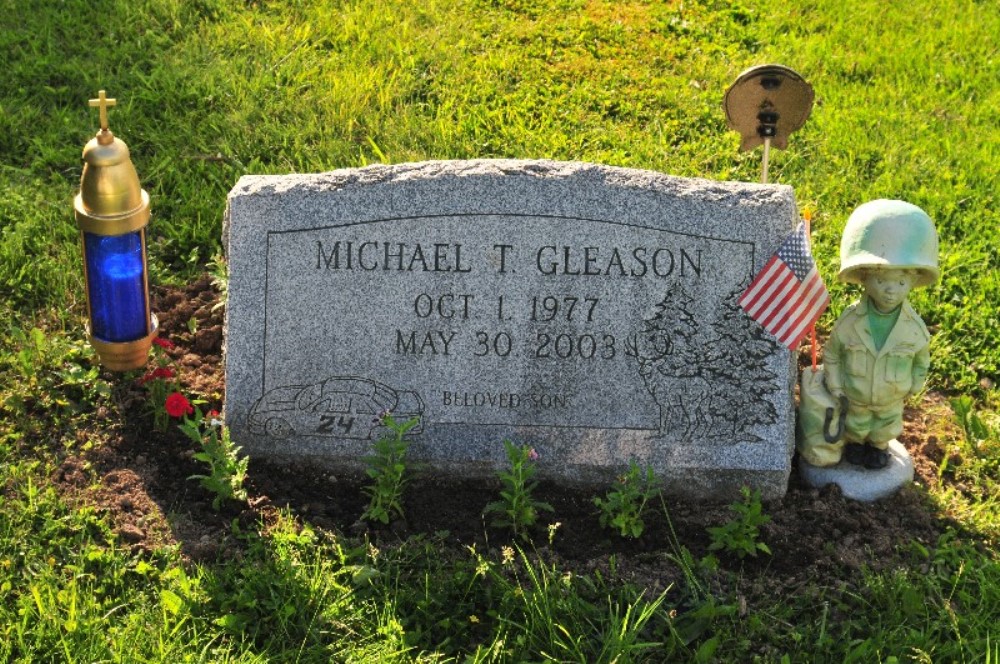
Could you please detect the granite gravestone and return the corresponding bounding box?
[224,160,799,499]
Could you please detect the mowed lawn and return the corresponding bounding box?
[1,0,998,661]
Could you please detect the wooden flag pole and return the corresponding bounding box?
[803,209,819,370]
[810,322,819,370]
[761,136,772,184]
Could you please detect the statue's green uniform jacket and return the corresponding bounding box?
[824,295,930,436]
[797,296,930,466]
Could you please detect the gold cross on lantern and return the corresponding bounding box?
[88,90,116,131]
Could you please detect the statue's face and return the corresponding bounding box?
[863,268,915,313]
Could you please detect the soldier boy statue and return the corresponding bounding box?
[798,200,939,469]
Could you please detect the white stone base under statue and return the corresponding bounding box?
[797,440,914,502]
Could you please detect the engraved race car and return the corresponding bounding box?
[247,376,424,439]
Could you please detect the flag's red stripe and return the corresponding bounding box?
[739,257,783,307]
[782,276,830,340]
[754,272,829,348]
[770,270,825,338]
[774,279,830,347]
[781,307,822,348]
[781,296,829,348]
[741,264,795,320]
[757,269,804,329]
[741,256,791,304]
[737,223,831,349]
[773,277,830,347]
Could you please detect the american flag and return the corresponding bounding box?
[739,222,829,349]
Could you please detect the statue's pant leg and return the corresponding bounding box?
[843,402,903,448]
[866,404,905,449]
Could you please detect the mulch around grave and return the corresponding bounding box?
[52,275,975,598]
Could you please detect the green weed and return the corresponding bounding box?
[594,461,659,538]
[484,440,553,540]
[951,396,1000,466]
[208,252,228,312]
[181,407,249,511]
[707,487,772,560]
[361,413,419,525]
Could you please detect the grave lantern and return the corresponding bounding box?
[74,90,157,370]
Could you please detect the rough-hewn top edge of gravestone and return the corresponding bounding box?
[227,159,792,202]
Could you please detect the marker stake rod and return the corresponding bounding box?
[761,136,772,184]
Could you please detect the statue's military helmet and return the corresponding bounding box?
[838,199,939,287]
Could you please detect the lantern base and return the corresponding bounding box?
[89,315,158,371]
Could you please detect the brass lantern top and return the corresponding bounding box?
[74,91,150,236]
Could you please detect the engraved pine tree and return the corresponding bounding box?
[625,282,710,438]
[703,282,779,437]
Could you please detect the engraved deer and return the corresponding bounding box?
[625,285,711,440]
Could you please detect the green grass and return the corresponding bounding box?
[2,0,1000,660]
[4,0,998,389]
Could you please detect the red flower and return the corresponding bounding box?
[152,337,175,349]
[164,392,194,418]
[138,366,175,385]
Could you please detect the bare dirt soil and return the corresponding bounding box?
[54,276,971,598]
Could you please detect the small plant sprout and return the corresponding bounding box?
[484,440,553,540]
[208,252,228,312]
[707,486,772,559]
[180,406,249,511]
[547,521,561,546]
[951,396,999,457]
[594,461,659,538]
[361,412,419,525]
[942,397,1000,479]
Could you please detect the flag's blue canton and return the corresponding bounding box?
[776,225,814,281]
